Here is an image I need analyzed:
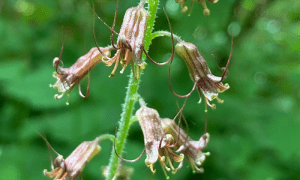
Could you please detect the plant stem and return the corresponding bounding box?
[105,0,159,179]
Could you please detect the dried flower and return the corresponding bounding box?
[136,101,184,178]
[96,2,149,78]
[161,118,210,173]
[174,41,230,109]
[102,164,134,180]
[50,46,111,104]
[176,0,218,16]
[44,137,101,180]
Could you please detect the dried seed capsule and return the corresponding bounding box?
[44,137,101,180]
[50,46,111,104]
[103,2,149,77]
[175,41,229,109]
[161,118,210,173]
[136,102,184,177]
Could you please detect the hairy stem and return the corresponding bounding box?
[105,0,159,179]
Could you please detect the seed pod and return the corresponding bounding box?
[50,46,111,103]
[161,118,210,173]
[136,102,184,177]
[44,137,101,180]
[175,41,229,109]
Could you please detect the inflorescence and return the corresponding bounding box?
[46,0,232,179]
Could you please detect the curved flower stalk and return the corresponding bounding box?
[172,41,231,109]
[136,100,184,178]
[43,137,102,180]
[50,46,112,105]
[176,0,219,15]
[161,118,210,173]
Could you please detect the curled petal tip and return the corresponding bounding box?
[203,8,210,16]
[54,93,64,100]
[224,83,230,88]
[53,57,60,65]
[204,152,210,156]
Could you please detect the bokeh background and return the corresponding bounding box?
[1,0,300,179]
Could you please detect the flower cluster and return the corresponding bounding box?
[46,0,233,179]
[134,101,209,177]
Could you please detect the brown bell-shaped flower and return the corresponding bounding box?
[99,2,149,78]
[50,46,111,104]
[174,41,230,109]
[43,137,101,180]
[136,101,184,178]
[161,118,210,173]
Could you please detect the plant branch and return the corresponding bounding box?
[105,0,160,179]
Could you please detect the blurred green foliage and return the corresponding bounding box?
[1,0,300,179]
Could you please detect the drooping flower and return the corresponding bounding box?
[176,0,218,16]
[136,101,184,178]
[50,46,111,104]
[174,41,230,109]
[43,137,101,180]
[161,118,210,173]
[96,1,149,78]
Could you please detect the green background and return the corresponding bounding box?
[1,0,300,179]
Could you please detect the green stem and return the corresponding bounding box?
[151,30,182,42]
[105,0,159,179]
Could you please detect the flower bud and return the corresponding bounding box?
[44,137,101,180]
[175,41,229,109]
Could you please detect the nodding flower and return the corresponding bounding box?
[135,100,184,178]
[161,118,210,173]
[50,46,111,105]
[94,1,149,78]
[170,41,231,109]
[175,0,218,16]
[93,1,175,78]
[43,137,101,180]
